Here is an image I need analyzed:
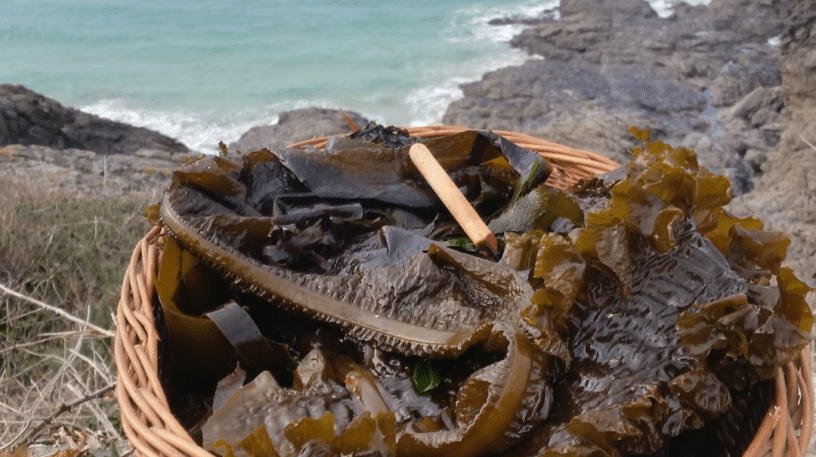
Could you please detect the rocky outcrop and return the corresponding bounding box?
[443,0,815,278]
[715,86,784,173]
[709,61,781,108]
[443,0,794,196]
[766,0,816,187]
[487,8,558,26]
[229,108,368,153]
[727,0,816,279]
[0,93,372,200]
[704,0,794,42]
[0,144,183,200]
[442,58,712,168]
[0,84,190,155]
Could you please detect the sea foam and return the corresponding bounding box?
[28,0,710,156]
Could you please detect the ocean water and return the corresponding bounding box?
[0,0,708,153]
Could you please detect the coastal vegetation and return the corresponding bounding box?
[0,173,152,451]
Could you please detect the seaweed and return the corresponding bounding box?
[347,122,415,148]
[154,126,812,457]
[502,128,812,457]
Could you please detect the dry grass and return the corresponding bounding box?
[0,174,155,452]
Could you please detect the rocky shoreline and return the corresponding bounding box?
[442,0,816,277]
[1,0,814,278]
[445,0,788,196]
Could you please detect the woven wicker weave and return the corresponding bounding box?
[115,125,814,457]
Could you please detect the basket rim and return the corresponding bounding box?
[287,124,621,192]
[114,126,815,457]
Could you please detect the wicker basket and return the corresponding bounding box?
[115,125,814,457]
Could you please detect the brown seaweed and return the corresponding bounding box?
[347,122,416,148]
[154,127,813,457]
[158,130,555,456]
[500,129,812,457]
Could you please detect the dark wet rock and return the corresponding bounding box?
[228,108,369,153]
[0,84,190,155]
[446,0,796,196]
[488,8,557,26]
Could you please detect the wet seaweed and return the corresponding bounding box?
[153,126,812,457]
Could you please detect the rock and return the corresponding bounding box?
[487,8,557,26]
[753,0,816,193]
[229,108,369,153]
[716,86,784,172]
[705,0,794,42]
[507,17,614,67]
[443,60,709,168]
[726,0,816,279]
[450,0,812,275]
[560,0,657,21]
[772,0,816,167]
[446,0,795,196]
[0,144,183,199]
[731,87,785,127]
[442,57,760,190]
[710,61,782,107]
[0,84,190,155]
[506,0,762,90]
[604,65,707,113]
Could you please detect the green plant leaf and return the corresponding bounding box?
[411,359,441,395]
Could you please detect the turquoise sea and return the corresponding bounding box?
[0,0,707,153]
